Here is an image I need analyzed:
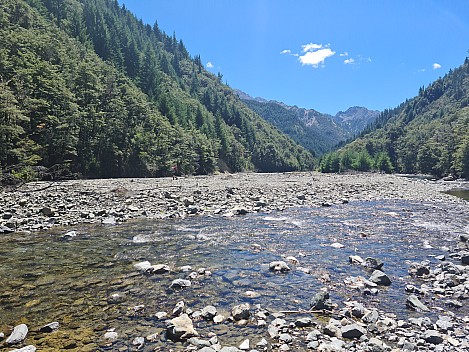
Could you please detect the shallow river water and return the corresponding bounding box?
[1,199,468,351]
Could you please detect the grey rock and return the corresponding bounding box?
[369,270,391,286]
[220,347,241,352]
[406,295,429,312]
[188,337,211,347]
[460,234,469,242]
[364,257,384,270]
[424,330,443,345]
[172,301,185,316]
[279,333,292,343]
[231,303,250,320]
[6,324,28,345]
[39,322,59,333]
[199,347,216,352]
[239,339,250,350]
[10,346,36,352]
[0,225,14,233]
[323,319,342,337]
[132,336,144,348]
[460,251,469,264]
[169,278,191,289]
[409,262,430,276]
[306,330,321,341]
[317,337,344,351]
[295,317,313,327]
[310,289,334,311]
[341,324,366,339]
[362,309,379,324]
[351,302,365,318]
[166,314,198,341]
[269,261,291,272]
[201,305,217,320]
[104,331,118,340]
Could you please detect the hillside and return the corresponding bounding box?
[0,0,314,182]
[238,91,379,155]
[328,58,469,177]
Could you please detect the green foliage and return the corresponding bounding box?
[0,0,314,180]
[342,58,469,178]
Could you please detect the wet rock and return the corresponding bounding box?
[155,311,168,320]
[323,319,342,337]
[134,261,152,272]
[310,289,334,311]
[149,264,170,274]
[220,347,241,352]
[213,315,225,324]
[406,294,429,312]
[364,257,384,270]
[166,314,198,341]
[231,303,250,320]
[102,216,116,225]
[460,234,469,242]
[424,330,443,345]
[330,242,345,249]
[39,321,59,333]
[6,324,28,345]
[169,279,191,289]
[369,270,391,286]
[460,251,469,264]
[62,230,77,239]
[362,309,379,324]
[285,256,299,265]
[341,324,366,339]
[269,261,291,273]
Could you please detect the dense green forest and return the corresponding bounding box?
[0,0,314,182]
[320,58,469,178]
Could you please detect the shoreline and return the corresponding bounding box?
[0,172,466,234]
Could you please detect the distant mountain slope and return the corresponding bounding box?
[340,58,469,178]
[0,0,314,182]
[237,90,379,156]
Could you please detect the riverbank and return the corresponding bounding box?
[0,172,465,234]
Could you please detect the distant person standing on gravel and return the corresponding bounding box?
[171,164,178,180]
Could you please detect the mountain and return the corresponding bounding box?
[236,90,379,156]
[328,58,469,177]
[0,0,314,182]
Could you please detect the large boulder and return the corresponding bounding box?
[369,270,391,286]
[269,261,291,273]
[166,314,198,341]
[341,324,366,339]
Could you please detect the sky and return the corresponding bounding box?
[119,0,469,115]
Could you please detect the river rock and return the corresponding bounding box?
[406,294,430,312]
[104,331,118,341]
[172,301,185,316]
[310,289,334,311]
[424,330,443,345]
[239,338,250,350]
[269,261,291,272]
[134,261,152,272]
[201,305,217,320]
[341,324,366,339]
[364,257,384,270]
[132,336,144,348]
[10,346,36,352]
[39,322,59,333]
[232,303,250,320]
[170,278,191,289]
[166,314,198,341]
[369,270,391,286]
[6,324,28,345]
[460,251,469,264]
[295,317,313,327]
[460,234,469,242]
[409,262,431,276]
[149,264,170,274]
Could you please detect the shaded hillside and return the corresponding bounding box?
[238,91,378,156]
[0,0,314,182]
[328,58,469,177]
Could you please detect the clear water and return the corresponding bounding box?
[0,199,467,351]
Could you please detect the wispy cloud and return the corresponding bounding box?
[302,43,323,52]
[433,63,442,69]
[280,49,291,55]
[344,58,355,65]
[342,55,371,66]
[340,52,349,57]
[206,61,214,69]
[417,68,426,73]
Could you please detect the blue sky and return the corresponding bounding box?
[119,0,469,115]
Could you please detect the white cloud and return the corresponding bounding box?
[340,52,349,57]
[280,49,291,55]
[302,43,324,52]
[206,61,214,69]
[344,58,355,65]
[299,48,335,67]
[433,63,442,69]
[418,68,426,73]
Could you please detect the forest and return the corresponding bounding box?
[0,0,314,183]
[319,58,469,178]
